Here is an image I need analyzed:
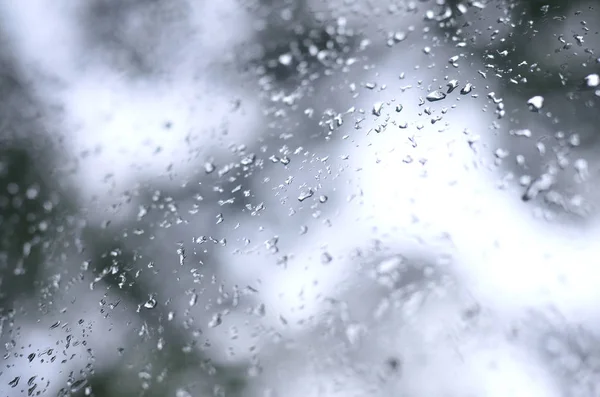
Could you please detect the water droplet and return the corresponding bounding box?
[278,53,293,66]
[204,162,215,174]
[319,195,328,203]
[527,96,544,111]
[426,90,446,102]
[393,31,407,42]
[298,188,314,202]
[446,80,459,93]
[522,172,555,201]
[9,376,20,388]
[321,252,333,264]
[69,379,88,393]
[345,323,365,345]
[372,102,384,116]
[253,303,266,317]
[512,129,532,137]
[176,389,193,397]
[208,313,223,328]
[460,83,473,95]
[144,296,157,309]
[27,353,35,362]
[574,158,588,180]
[189,293,198,307]
[585,73,600,87]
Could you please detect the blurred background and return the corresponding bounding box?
[1,0,600,396]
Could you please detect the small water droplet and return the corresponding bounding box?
[298,188,314,202]
[321,252,333,264]
[253,303,266,317]
[460,83,473,95]
[446,80,459,93]
[393,31,407,42]
[512,129,532,137]
[372,102,384,116]
[426,90,446,102]
[208,313,223,328]
[319,195,328,203]
[176,389,193,397]
[204,162,215,174]
[189,293,198,307]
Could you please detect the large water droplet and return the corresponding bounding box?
[446,80,459,93]
[9,376,20,388]
[585,73,600,88]
[527,96,544,111]
[460,83,473,95]
[144,296,157,309]
[426,91,446,102]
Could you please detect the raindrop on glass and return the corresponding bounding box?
[460,83,473,95]
[298,188,314,202]
[204,162,216,174]
[527,96,544,111]
[426,91,446,102]
[585,73,600,88]
[372,102,384,116]
[144,296,157,309]
[446,80,459,93]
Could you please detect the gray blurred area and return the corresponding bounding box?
[1,1,600,396]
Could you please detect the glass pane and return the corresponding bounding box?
[1,1,599,396]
